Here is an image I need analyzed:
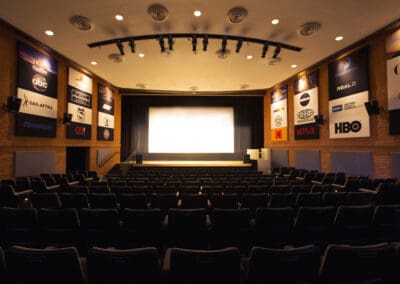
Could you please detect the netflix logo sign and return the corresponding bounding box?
[295,124,319,140]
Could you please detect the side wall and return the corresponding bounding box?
[0,22,121,178]
[264,23,400,178]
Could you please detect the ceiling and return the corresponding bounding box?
[0,0,399,92]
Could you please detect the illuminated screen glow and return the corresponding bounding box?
[148,107,234,153]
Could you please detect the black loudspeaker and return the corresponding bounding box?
[243,154,251,164]
[135,153,143,164]
[5,96,21,112]
[63,113,73,125]
[364,100,380,115]
[314,114,324,125]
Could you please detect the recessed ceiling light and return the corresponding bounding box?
[45,30,54,36]
[271,19,279,25]
[291,64,297,68]
[335,36,344,41]
[194,10,202,17]
[138,53,145,58]
[90,61,97,65]
[115,15,124,21]
[246,55,253,60]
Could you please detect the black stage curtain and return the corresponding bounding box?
[121,95,264,161]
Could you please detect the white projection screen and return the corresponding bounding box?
[148,107,234,153]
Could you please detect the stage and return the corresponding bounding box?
[126,160,253,167]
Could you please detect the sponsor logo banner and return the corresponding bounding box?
[328,47,369,100]
[66,122,91,140]
[67,102,92,125]
[17,88,57,119]
[16,113,56,137]
[98,83,114,115]
[17,42,58,98]
[98,112,114,129]
[329,91,370,138]
[389,109,400,135]
[294,87,319,125]
[271,127,287,142]
[67,86,92,108]
[295,123,319,140]
[68,68,93,94]
[97,126,114,141]
[387,55,400,111]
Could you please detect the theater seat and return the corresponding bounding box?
[163,247,241,284]
[6,246,86,284]
[87,246,162,284]
[245,245,321,284]
[319,243,397,284]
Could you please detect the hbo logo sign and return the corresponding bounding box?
[335,121,362,134]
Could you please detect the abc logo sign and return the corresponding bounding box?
[32,74,48,92]
[335,121,362,134]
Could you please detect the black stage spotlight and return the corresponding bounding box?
[314,114,324,125]
[168,35,174,51]
[4,96,21,112]
[273,45,281,59]
[236,38,243,53]
[128,39,135,53]
[364,100,380,115]
[192,35,197,52]
[158,35,165,52]
[202,35,208,51]
[63,113,73,125]
[221,37,227,53]
[116,40,124,55]
[261,42,269,58]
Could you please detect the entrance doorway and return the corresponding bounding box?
[66,147,90,172]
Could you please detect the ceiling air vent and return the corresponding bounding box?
[227,7,248,23]
[70,15,94,31]
[147,4,168,22]
[297,22,321,36]
[108,53,124,63]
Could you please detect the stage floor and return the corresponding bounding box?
[127,160,252,167]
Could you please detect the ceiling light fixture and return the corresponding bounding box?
[192,35,197,52]
[335,36,344,41]
[88,33,302,60]
[138,53,145,58]
[115,15,124,21]
[202,35,208,51]
[194,10,202,17]
[116,40,124,55]
[221,37,228,53]
[158,35,165,52]
[90,61,97,65]
[273,46,281,59]
[128,39,135,53]
[168,35,174,51]
[291,64,297,68]
[236,38,243,53]
[246,55,253,60]
[261,42,269,58]
[271,19,280,25]
[45,30,54,36]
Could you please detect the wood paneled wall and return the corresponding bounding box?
[264,23,400,178]
[0,22,121,178]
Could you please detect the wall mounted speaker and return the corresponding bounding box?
[364,100,380,115]
[63,113,73,125]
[5,96,21,112]
[314,114,324,125]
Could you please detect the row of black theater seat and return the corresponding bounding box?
[23,188,400,211]
[1,242,400,284]
[1,205,400,253]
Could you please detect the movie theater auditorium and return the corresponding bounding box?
[0,4,400,283]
